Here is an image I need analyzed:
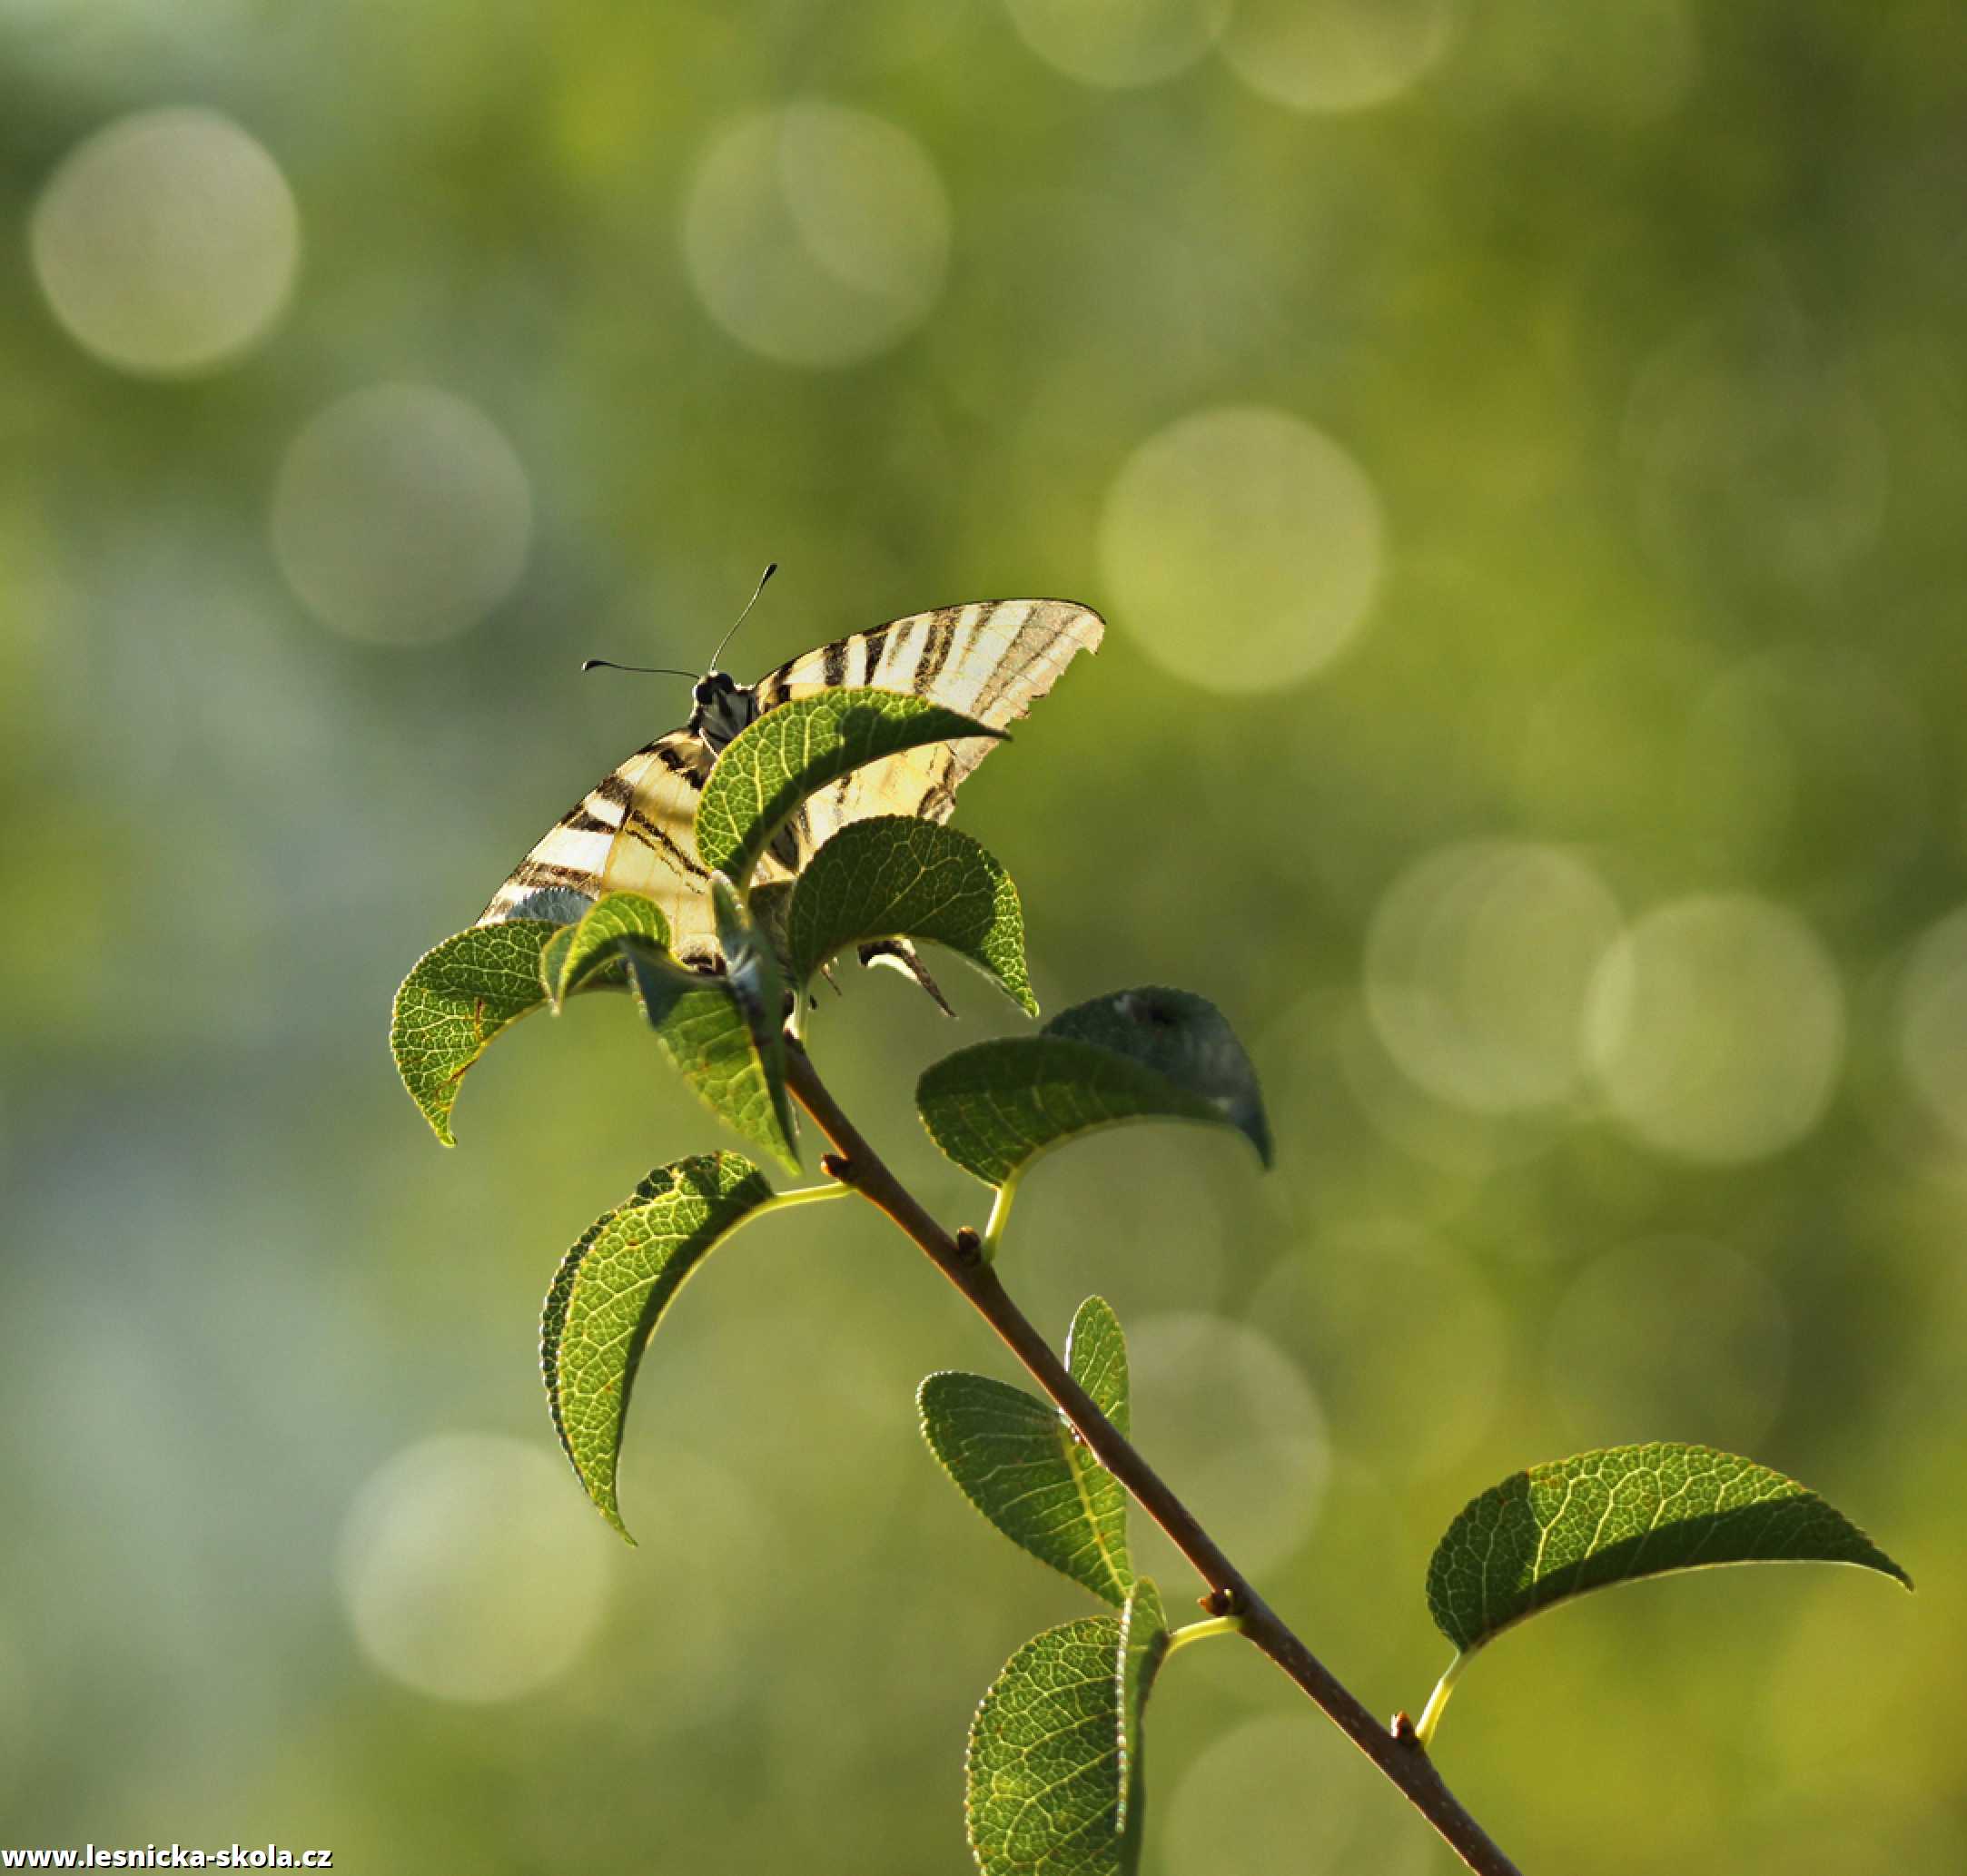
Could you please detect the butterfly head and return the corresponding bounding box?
[689,667,758,752]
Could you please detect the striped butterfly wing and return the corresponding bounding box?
[751,597,1105,862]
[478,730,785,965]
[476,597,1102,969]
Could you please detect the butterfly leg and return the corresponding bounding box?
[858,939,955,1016]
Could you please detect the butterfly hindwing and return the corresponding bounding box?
[479,732,733,963]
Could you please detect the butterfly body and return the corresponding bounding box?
[685,667,759,752]
[479,597,1104,968]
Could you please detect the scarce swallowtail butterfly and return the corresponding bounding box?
[478,594,1105,984]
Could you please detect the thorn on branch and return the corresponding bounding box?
[820,1152,856,1186]
[1201,1586,1240,1618]
[953,1226,984,1267]
[1391,1711,1420,1747]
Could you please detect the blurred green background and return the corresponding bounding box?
[3,1,1962,1870]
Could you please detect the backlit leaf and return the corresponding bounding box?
[917,1298,1134,1605]
[390,920,558,1145]
[966,1578,1168,1876]
[694,687,1002,886]
[786,816,1036,1014]
[541,1153,776,1538]
[1427,1441,1913,1657]
[1063,1297,1129,1440]
[542,891,670,1008]
[623,907,798,1173]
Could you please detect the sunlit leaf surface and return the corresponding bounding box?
[694,687,1001,886]
[786,815,1036,1013]
[1428,1441,1912,1655]
[542,891,670,1007]
[918,1298,1133,1604]
[541,1153,776,1538]
[966,1578,1168,1876]
[390,920,558,1144]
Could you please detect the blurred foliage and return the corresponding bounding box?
[2,1,1963,1871]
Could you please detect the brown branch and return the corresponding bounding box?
[782,1038,1522,1876]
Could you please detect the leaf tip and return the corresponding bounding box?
[914,1369,956,1432]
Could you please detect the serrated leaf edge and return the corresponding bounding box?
[540,1151,777,1539]
[695,687,1004,887]
[916,1370,1134,1606]
[390,918,560,1145]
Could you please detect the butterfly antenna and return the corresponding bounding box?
[580,658,697,677]
[707,561,777,673]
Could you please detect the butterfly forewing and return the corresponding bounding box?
[478,597,1102,965]
[754,598,1104,862]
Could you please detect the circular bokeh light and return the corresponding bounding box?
[1004,0,1231,88]
[1585,894,1845,1162]
[1365,839,1623,1114]
[1222,0,1458,114]
[1100,405,1385,694]
[1894,908,1967,1148]
[337,1434,611,1702]
[271,385,531,645]
[30,107,300,377]
[683,104,950,368]
[1126,1313,1328,1575]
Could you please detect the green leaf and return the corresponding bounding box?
[1063,1297,1130,1440]
[917,1297,1133,1605]
[916,988,1271,1190]
[1427,1442,1913,1657]
[784,816,1037,1014]
[747,877,796,974]
[542,892,670,1008]
[623,908,798,1173]
[694,687,1003,887]
[966,1577,1169,1876]
[541,1153,776,1538]
[1113,1579,1165,1842]
[390,920,558,1145]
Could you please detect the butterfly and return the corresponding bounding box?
[478,595,1105,983]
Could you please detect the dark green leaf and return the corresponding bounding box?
[917,1298,1133,1605]
[390,920,557,1145]
[623,898,798,1172]
[694,687,1003,886]
[1428,1442,1913,1656]
[542,891,670,1008]
[916,988,1270,1190]
[966,1578,1168,1876]
[541,1153,776,1538]
[1043,990,1270,1161]
[785,816,1037,1014]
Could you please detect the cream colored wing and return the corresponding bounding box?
[477,729,750,965]
[751,597,1103,862]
